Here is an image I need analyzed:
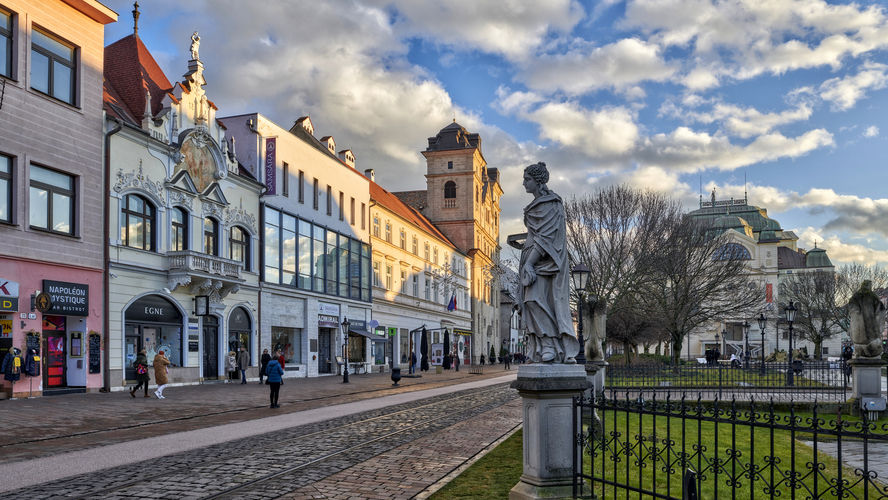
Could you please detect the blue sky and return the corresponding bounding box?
[101,0,888,266]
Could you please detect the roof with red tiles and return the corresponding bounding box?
[370,183,453,247]
[103,34,173,123]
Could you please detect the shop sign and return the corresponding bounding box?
[0,319,11,338]
[318,314,339,328]
[125,295,182,323]
[0,279,19,312]
[452,328,473,336]
[317,302,339,316]
[350,320,367,331]
[42,280,89,316]
[387,327,397,336]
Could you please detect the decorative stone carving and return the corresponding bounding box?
[114,162,165,204]
[168,189,194,210]
[190,32,200,60]
[848,280,886,358]
[203,202,225,219]
[224,198,257,233]
[189,278,215,295]
[514,162,579,364]
[167,276,191,292]
[219,283,240,299]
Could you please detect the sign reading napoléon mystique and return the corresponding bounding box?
[42,280,89,316]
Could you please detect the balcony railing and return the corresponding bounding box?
[444,199,457,208]
[168,250,242,278]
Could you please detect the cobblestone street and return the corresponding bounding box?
[0,369,521,499]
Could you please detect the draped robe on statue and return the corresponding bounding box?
[518,192,579,363]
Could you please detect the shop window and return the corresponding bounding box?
[229,225,250,271]
[272,327,302,364]
[171,207,188,251]
[0,153,11,223]
[228,307,251,359]
[348,335,365,362]
[0,8,11,78]
[204,217,219,255]
[31,27,76,105]
[29,164,74,235]
[121,194,155,251]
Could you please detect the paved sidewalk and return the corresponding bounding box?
[0,364,517,464]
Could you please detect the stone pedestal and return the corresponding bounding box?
[585,360,607,399]
[510,364,593,500]
[849,357,887,418]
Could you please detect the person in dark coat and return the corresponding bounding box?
[1,347,22,382]
[480,353,486,365]
[259,349,271,384]
[265,351,284,408]
[504,353,511,370]
[236,347,250,384]
[130,349,151,398]
[410,352,417,374]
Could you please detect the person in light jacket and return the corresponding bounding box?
[130,350,151,398]
[237,347,250,384]
[153,350,171,398]
[265,351,284,409]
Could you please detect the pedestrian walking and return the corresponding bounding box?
[480,353,486,365]
[237,347,250,384]
[454,352,460,372]
[153,350,170,399]
[226,351,237,380]
[265,350,284,409]
[277,350,286,370]
[504,353,511,370]
[130,349,151,398]
[410,352,417,374]
[259,349,271,384]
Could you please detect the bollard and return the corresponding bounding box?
[683,468,698,500]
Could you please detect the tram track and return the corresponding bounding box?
[27,383,517,499]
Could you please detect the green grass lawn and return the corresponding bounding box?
[608,366,843,389]
[430,410,887,500]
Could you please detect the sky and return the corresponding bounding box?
[101,0,888,266]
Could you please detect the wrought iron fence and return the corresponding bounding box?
[573,393,888,499]
[607,361,849,402]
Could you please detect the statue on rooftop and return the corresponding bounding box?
[190,31,201,60]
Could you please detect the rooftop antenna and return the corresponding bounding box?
[744,172,748,203]
[453,110,456,123]
[132,1,140,36]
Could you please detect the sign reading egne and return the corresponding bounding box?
[42,280,89,316]
[0,278,19,313]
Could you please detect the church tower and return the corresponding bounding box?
[418,121,503,361]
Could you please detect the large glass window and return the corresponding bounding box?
[0,9,11,78]
[352,239,362,298]
[313,225,325,292]
[120,194,155,251]
[338,235,349,296]
[325,230,337,294]
[171,207,188,251]
[264,206,280,284]
[0,154,11,223]
[229,226,249,270]
[271,327,302,364]
[204,217,218,255]
[29,164,73,235]
[282,213,296,286]
[31,27,75,105]
[298,219,311,288]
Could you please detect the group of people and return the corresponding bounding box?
[128,347,287,408]
[704,348,721,367]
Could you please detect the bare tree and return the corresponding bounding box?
[779,271,841,359]
[605,293,668,363]
[640,216,763,365]
[564,185,681,360]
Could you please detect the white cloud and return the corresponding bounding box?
[864,126,880,138]
[660,99,814,138]
[796,230,888,266]
[518,38,677,95]
[820,62,888,111]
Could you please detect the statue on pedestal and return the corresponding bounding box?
[515,162,579,364]
[848,280,886,358]
[584,295,607,363]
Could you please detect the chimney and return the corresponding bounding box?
[364,169,375,181]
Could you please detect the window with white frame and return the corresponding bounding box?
[424,242,429,261]
[385,221,392,243]
[400,229,406,250]
[373,261,380,287]
[204,217,219,256]
[373,215,379,238]
[424,276,430,300]
[120,194,155,251]
[229,226,250,271]
[29,164,74,235]
[400,270,407,294]
[171,207,188,251]
[412,235,418,255]
[433,247,438,264]
[385,265,392,290]
[31,27,76,105]
[413,275,418,297]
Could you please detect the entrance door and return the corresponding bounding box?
[44,333,67,388]
[124,326,142,381]
[318,329,331,374]
[202,316,219,380]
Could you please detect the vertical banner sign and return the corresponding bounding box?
[766,283,773,303]
[265,137,277,196]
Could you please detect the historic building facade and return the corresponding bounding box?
[395,122,503,363]
[367,174,472,372]
[0,0,116,397]
[219,113,373,379]
[103,17,262,389]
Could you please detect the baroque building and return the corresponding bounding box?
[0,0,116,397]
[103,12,262,389]
[394,122,502,363]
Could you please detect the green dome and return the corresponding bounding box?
[806,247,833,268]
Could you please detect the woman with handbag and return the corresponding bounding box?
[153,350,171,399]
[265,350,284,408]
[130,349,151,398]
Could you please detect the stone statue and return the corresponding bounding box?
[848,280,886,358]
[583,296,606,362]
[190,31,201,60]
[515,162,579,364]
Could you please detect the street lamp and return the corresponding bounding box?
[757,313,767,375]
[742,320,751,369]
[714,330,720,367]
[784,301,797,386]
[571,264,591,365]
[720,328,727,359]
[341,316,351,384]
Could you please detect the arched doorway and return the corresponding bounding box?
[124,295,183,382]
[202,315,219,380]
[228,307,251,356]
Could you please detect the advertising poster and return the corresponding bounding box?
[431,343,443,366]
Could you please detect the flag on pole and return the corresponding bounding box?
[447,295,456,311]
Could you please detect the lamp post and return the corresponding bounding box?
[784,301,797,386]
[720,328,727,360]
[342,317,351,384]
[742,320,751,369]
[571,264,591,365]
[757,313,767,375]
[714,330,720,367]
